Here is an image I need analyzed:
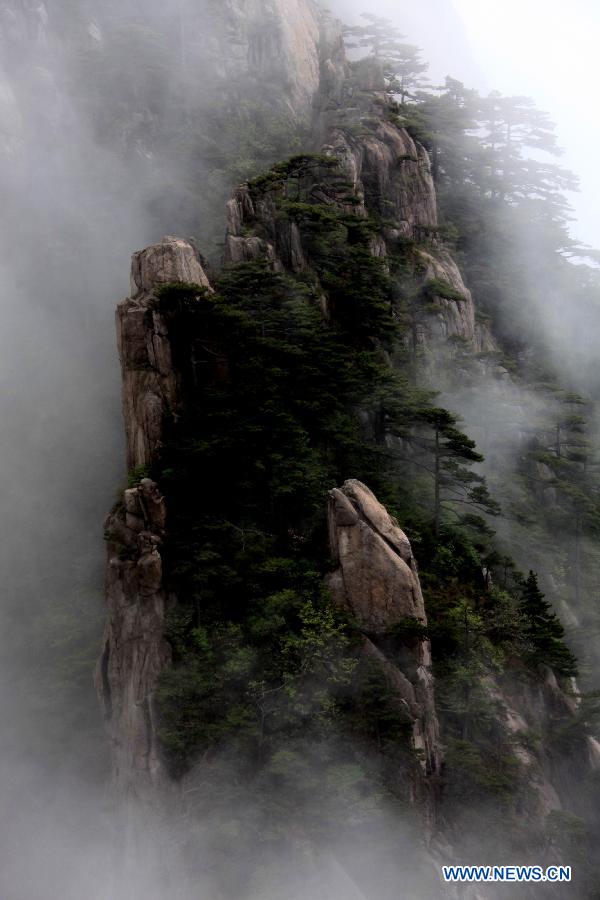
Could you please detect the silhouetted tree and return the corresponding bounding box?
[520,572,577,677]
[344,14,428,102]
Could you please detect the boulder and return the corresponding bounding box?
[327,480,441,782]
[130,235,212,298]
[118,237,212,469]
[327,479,426,631]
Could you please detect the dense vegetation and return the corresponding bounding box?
[7,3,600,894]
[340,15,600,877]
[148,129,585,881]
[384,37,600,684]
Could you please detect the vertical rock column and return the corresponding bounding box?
[327,480,442,791]
[96,236,212,794]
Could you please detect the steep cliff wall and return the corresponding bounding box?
[224,64,496,365]
[97,5,596,875]
[96,236,212,793]
[93,0,339,797]
[222,0,322,117]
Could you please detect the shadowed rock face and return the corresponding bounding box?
[97,236,212,795]
[327,480,442,792]
[224,107,496,362]
[96,478,171,795]
[119,236,212,471]
[323,121,438,236]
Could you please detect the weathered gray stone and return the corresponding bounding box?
[327,480,441,780]
[322,122,438,233]
[118,236,212,470]
[130,235,211,298]
[95,479,171,795]
[98,238,213,794]
[327,480,425,630]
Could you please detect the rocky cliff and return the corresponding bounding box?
[327,480,441,791]
[96,236,212,793]
[96,3,596,882]
[224,58,496,368]
[97,234,448,801]
[92,0,340,797]
[222,0,322,117]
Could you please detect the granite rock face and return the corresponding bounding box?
[96,479,171,795]
[252,0,321,115]
[327,480,441,785]
[327,480,422,631]
[224,99,496,359]
[97,236,212,793]
[130,235,212,299]
[197,0,322,120]
[118,236,211,471]
[322,121,438,236]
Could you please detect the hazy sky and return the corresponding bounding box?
[335,0,600,248]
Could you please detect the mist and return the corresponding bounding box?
[332,0,600,662]
[1,2,422,896]
[2,0,600,897]
[331,0,600,248]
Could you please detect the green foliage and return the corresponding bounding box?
[422,278,467,303]
[520,572,578,677]
[154,248,416,771]
[127,464,150,487]
[248,154,339,193]
[388,616,430,641]
[150,97,581,866]
[344,14,429,103]
[545,810,588,861]
[445,739,520,804]
[150,154,509,841]
[400,406,500,533]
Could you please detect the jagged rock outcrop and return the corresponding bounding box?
[97,478,171,794]
[327,480,442,787]
[189,0,323,121]
[118,235,211,471]
[483,665,599,825]
[224,119,440,267]
[323,121,438,236]
[224,80,496,361]
[130,235,212,299]
[97,236,212,792]
[418,248,476,343]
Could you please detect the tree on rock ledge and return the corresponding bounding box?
[520,571,577,677]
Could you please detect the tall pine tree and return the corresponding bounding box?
[520,572,577,677]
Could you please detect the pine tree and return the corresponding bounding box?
[386,42,429,105]
[388,406,499,534]
[344,14,428,103]
[415,77,480,185]
[527,388,600,607]
[520,572,577,677]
